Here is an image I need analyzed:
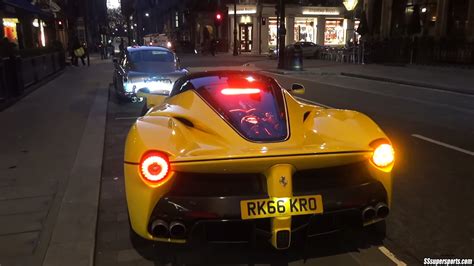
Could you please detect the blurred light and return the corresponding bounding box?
[343,0,358,11]
[421,7,427,13]
[221,88,261,95]
[166,41,172,48]
[145,12,150,17]
[228,9,256,15]
[246,76,256,82]
[115,28,118,31]
[32,19,39,27]
[40,21,46,47]
[372,144,395,168]
[216,13,222,20]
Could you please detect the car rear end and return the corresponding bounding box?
[124,72,394,249]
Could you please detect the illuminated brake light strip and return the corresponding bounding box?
[221,88,261,95]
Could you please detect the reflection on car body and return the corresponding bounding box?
[124,71,394,250]
[112,46,187,103]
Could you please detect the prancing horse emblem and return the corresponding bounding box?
[279,176,288,187]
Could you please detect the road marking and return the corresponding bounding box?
[293,96,333,108]
[412,134,474,156]
[115,117,138,120]
[378,246,407,266]
[262,71,474,115]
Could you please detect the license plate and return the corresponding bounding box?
[240,195,323,220]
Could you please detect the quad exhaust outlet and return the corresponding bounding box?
[169,221,186,238]
[151,219,169,238]
[150,219,186,239]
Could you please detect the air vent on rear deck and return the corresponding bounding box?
[174,117,194,127]
[303,111,311,122]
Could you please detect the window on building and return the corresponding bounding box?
[324,19,344,45]
[268,17,278,49]
[175,12,179,28]
[294,17,317,43]
[2,18,19,45]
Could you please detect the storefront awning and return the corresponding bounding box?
[4,0,52,17]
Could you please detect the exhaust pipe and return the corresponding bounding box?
[169,221,186,238]
[375,202,390,218]
[362,206,376,222]
[151,219,169,238]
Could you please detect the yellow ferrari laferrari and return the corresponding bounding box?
[124,71,394,250]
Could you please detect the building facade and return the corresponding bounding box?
[369,0,474,41]
[227,4,356,54]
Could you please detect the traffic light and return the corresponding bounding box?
[214,11,223,27]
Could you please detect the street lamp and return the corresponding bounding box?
[343,0,358,11]
[145,12,149,17]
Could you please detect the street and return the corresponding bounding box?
[95,55,473,265]
[0,54,473,265]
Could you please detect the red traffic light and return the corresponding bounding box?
[216,13,222,20]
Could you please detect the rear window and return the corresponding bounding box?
[178,73,288,142]
[129,50,174,63]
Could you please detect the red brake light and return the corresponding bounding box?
[221,88,261,95]
[139,151,170,184]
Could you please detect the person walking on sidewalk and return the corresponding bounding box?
[71,38,86,66]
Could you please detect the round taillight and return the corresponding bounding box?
[372,144,395,168]
[140,151,170,184]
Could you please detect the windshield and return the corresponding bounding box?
[129,50,174,63]
[179,73,288,142]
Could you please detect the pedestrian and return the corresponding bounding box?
[71,37,85,66]
[98,41,106,59]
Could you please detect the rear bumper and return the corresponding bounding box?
[147,180,387,244]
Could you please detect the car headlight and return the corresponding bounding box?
[372,143,395,168]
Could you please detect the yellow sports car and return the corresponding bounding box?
[124,71,394,250]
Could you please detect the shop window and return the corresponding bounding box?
[268,17,278,49]
[2,18,19,45]
[324,19,344,45]
[294,17,317,43]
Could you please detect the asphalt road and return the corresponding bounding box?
[94,54,474,266]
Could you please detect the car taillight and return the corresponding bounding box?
[372,143,395,168]
[221,88,261,95]
[140,151,170,184]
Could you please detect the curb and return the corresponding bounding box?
[340,72,474,96]
[42,86,109,266]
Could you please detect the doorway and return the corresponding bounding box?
[239,24,252,52]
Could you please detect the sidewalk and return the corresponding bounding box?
[250,59,474,95]
[0,60,111,265]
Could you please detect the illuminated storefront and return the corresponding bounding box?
[294,17,317,43]
[3,18,19,45]
[227,4,349,54]
[324,19,345,45]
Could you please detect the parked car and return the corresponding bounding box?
[112,46,187,104]
[124,71,394,250]
[293,41,323,58]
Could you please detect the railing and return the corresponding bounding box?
[0,51,65,107]
[317,38,474,66]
